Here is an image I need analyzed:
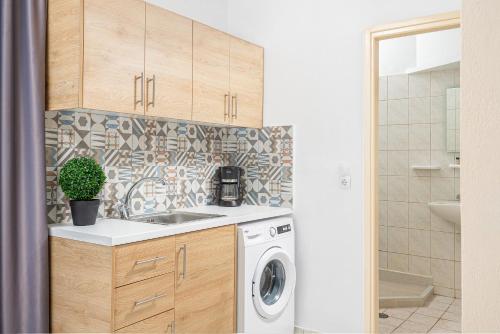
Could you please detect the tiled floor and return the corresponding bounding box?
[379,295,461,333]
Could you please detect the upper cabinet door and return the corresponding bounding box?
[192,22,230,124]
[229,38,264,128]
[83,0,145,115]
[145,5,193,120]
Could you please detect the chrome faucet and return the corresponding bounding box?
[118,177,166,219]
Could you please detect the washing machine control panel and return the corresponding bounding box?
[277,224,292,234]
[269,227,277,237]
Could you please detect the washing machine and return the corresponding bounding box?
[237,217,296,334]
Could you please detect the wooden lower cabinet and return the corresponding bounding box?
[116,310,174,333]
[50,225,236,333]
[174,225,236,334]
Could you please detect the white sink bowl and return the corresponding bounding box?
[428,201,461,225]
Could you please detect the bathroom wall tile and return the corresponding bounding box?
[431,177,454,201]
[379,226,388,251]
[388,176,409,202]
[379,176,388,201]
[388,99,409,125]
[455,261,461,290]
[388,74,409,99]
[387,150,408,176]
[430,151,454,178]
[409,177,430,203]
[409,150,431,176]
[409,72,431,98]
[409,255,431,276]
[379,76,388,101]
[379,151,388,176]
[409,203,431,230]
[409,97,430,124]
[388,252,409,272]
[431,258,454,288]
[431,70,455,97]
[431,95,446,123]
[379,125,388,151]
[379,100,388,125]
[431,123,446,150]
[453,178,460,200]
[431,212,455,233]
[409,124,431,150]
[431,231,454,260]
[379,251,388,268]
[388,227,409,254]
[454,234,461,261]
[387,125,409,150]
[409,229,430,257]
[388,201,408,228]
[379,200,388,226]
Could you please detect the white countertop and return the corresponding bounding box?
[48,205,293,246]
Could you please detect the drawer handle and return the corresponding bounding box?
[134,293,167,307]
[135,256,167,266]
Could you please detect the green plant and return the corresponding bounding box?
[59,157,106,201]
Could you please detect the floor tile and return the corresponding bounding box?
[435,319,461,332]
[380,315,404,327]
[415,306,446,318]
[395,320,433,333]
[407,313,440,327]
[379,324,397,334]
[446,304,461,315]
[441,311,460,322]
[384,307,416,320]
[432,296,454,305]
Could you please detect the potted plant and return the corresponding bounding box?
[59,157,106,226]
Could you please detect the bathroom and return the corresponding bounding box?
[377,28,462,333]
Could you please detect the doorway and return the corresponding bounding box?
[364,12,461,333]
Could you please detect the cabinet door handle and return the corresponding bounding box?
[134,293,167,307]
[224,93,230,121]
[146,75,156,109]
[178,244,187,280]
[232,94,238,120]
[135,255,166,266]
[134,72,144,108]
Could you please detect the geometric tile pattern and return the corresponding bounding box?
[45,109,293,224]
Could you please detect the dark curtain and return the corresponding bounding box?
[0,0,49,332]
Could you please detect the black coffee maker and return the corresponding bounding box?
[217,166,242,207]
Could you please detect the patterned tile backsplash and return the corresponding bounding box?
[45,109,293,224]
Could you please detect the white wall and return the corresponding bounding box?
[379,29,461,76]
[416,29,461,70]
[379,35,416,76]
[462,0,500,331]
[227,1,460,332]
[145,0,228,31]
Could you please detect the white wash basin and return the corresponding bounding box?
[428,201,461,225]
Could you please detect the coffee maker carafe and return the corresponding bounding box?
[217,166,242,207]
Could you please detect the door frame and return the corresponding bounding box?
[363,12,460,333]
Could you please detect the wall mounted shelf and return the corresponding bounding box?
[411,165,442,170]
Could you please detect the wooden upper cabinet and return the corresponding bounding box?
[47,0,264,127]
[145,5,193,119]
[83,0,145,114]
[192,22,230,125]
[47,0,146,114]
[229,37,264,128]
[174,226,235,334]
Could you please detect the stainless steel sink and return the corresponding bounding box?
[129,211,225,225]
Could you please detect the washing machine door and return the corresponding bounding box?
[252,247,296,320]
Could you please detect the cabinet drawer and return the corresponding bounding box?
[114,237,174,287]
[115,310,174,333]
[114,273,174,330]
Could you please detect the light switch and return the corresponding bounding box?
[340,175,351,190]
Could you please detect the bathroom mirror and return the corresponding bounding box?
[446,87,460,153]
